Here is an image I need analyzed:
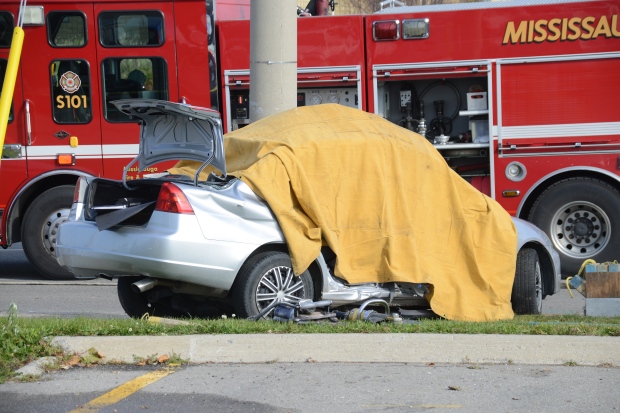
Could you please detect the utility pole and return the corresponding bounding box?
[249,0,297,122]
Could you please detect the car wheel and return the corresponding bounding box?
[21,186,75,280]
[511,248,543,315]
[233,251,315,319]
[117,276,182,319]
[528,178,620,276]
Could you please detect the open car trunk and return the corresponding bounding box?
[84,178,167,230]
[85,99,227,231]
[84,174,236,231]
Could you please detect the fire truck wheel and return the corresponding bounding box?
[21,185,75,280]
[528,177,620,276]
[511,248,542,315]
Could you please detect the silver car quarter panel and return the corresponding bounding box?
[183,179,286,244]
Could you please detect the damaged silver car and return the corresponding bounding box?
[56,100,561,320]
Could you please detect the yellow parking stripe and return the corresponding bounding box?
[68,369,174,413]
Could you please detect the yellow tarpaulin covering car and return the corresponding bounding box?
[170,104,518,321]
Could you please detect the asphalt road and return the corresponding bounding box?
[1,362,619,413]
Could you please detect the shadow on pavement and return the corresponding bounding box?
[0,244,111,284]
[0,246,44,281]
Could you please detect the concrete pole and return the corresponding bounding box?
[249,0,297,122]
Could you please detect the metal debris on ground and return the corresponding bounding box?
[252,298,437,324]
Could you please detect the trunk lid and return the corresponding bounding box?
[112,99,227,186]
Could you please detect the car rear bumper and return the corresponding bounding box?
[56,212,261,291]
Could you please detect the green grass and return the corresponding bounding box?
[1,304,619,384]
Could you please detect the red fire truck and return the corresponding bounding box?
[218,0,620,276]
[0,0,250,279]
[1,0,618,279]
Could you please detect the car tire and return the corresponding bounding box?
[21,185,75,280]
[232,251,315,319]
[117,276,182,319]
[528,178,620,276]
[511,248,543,315]
[117,277,154,318]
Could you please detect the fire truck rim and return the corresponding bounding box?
[550,200,610,259]
[41,206,70,255]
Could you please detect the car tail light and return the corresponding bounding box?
[155,182,194,214]
[73,179,82,203]
[73,176,89,203]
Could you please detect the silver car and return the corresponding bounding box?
[56,100,561,319]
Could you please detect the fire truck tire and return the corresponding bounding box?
[528,177,620,277]
[21,186,75,280]
[511,248,542,315]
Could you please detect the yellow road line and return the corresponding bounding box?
[68,369,175,413]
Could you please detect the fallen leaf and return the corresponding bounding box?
[83,349,104,364]
[448,386,461,391]
[427,362,435,366]
[66,355,81,366]
[157,354,170,363]
[81,348,104,365]
[306,357,316,363]
[88,347,105,359]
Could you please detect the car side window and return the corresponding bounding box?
[0,12,13,47]
[101,57,168,122]
[99,11,164,47]
[51,59,92,124]
[47,11,87,47]
[0,59,14,123]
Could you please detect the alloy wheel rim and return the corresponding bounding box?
[534,260,542,313]
[255,265,306,316]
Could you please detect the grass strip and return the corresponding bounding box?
[2,309,619,384]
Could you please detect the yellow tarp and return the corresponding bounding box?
[170,104,517,321]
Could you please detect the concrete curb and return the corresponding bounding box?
[14,357,57,377]
[51,334,620,366]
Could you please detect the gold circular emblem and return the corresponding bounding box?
[60,71,81,94]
